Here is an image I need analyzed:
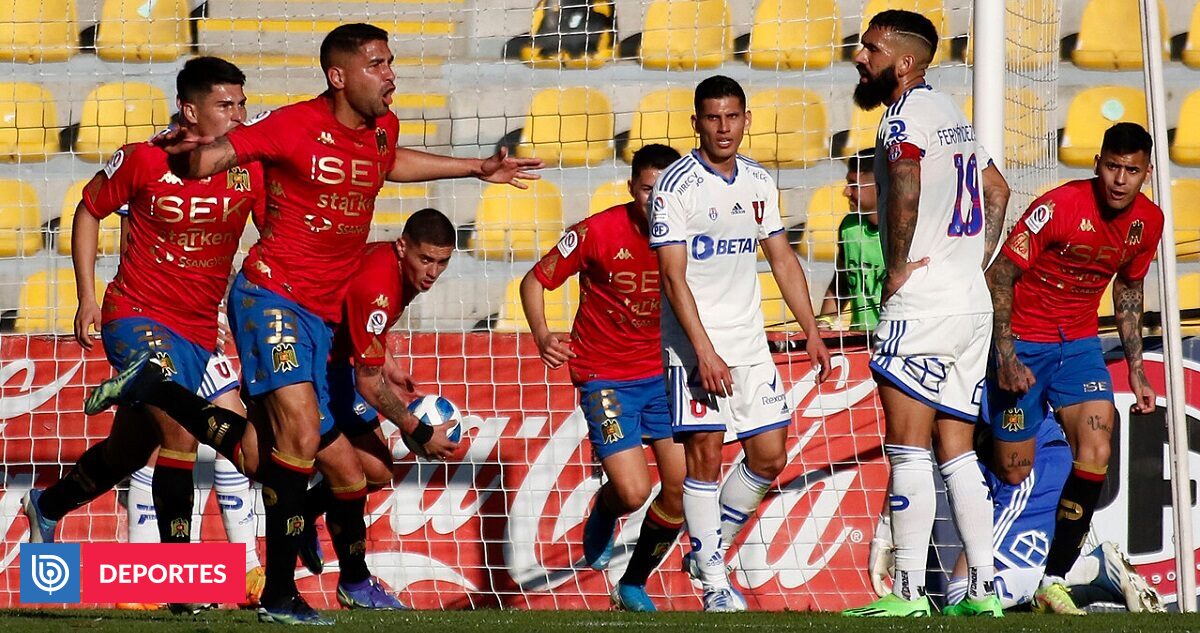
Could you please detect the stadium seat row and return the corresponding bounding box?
[0,0,190,63]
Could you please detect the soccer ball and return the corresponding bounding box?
[402,395,463,459]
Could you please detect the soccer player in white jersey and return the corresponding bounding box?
[650,75,831,612]
[840,10,1012,618]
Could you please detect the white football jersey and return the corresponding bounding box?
[650,151,783,367]
[874,83,994,320]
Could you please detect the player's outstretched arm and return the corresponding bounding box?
[657,243,732,397]
[985,256,1035,394]
[155,127,239,180]
[881,156,929,302]
[519,270,575,369]
[1114,275,1155,414]
[761,233,830,381]
[387,146,543,189]
[980,163,1012,268]
[70,201,102,350]
[355,363,458,460]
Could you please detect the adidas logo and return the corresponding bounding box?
[613,247,633,260]
[731,203,746,215]
[158,171,183,186]
[317,131,334,145]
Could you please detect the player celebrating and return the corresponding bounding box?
[145,24,540,624]
[650,76,830,612]
[818,149,884,331]
[520,144,686,612]
[21,57,264,603]
[984,122,1162,616]
[841,10,1011,618]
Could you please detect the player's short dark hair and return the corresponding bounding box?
[868,9,938,59]
[176,56,245,104]
[1101,122,1153,157]
[320,23,390,72]
[631,144,681,177]
[846,148,875,175]
[694,75,746,112]
[402,208,456,248]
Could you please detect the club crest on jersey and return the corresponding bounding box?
[169,518,189,539]
[154,351,177,377]
[1002,408,1025,433]
[708,207,719,221]
[375,127,388,155]
[1026,203,1052,234]
[1126,219,1145,245]
[227,167,251,192]
[752,200,765,224]
[272,343,300,372]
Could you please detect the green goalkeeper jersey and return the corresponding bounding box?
[837,213,885,330]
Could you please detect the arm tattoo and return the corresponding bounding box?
[1115,277,1146,370]
[987,257,1021,363]
[204,136,239,175]
[981,176,1010,268]
[360,365,419,431]
[885,159,921,274]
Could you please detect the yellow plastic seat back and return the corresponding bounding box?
[743,88,828,168]
[57,179,123,256]
[1059,86,1146,168]
[622,88,695,163]
[517,87,614,167]
[519,0,617,69]
[96,0,190,62]
[0,179,40,257]
[493,274,579,332]
[797,183,846,262]
[747,0,840,70]
[1171,91,1200,167]
[470,179,564,261]
[0,0,77,62]
[1071,0,1167,71]
[17,268,107,333]
[0,82,58,162]
[640,0,731,70]
[74,82,171,162]
[589,180,631,216]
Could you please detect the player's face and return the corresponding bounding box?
[182,83,247,138]
[692,96,748,164]
[1094,150,1151,212]
[853,28,901,110]
[340,39,396,120]
[844,168,878,215]
[398,238,453,292]
[627,167,663,220]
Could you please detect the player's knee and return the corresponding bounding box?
[611,480,652,514]
[747,452,786,481]
[1075,442,1111,469]
[361,459,393,491]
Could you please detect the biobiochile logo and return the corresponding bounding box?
[19,543,242,604]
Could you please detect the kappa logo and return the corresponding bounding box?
[1079,218,1095,232]
[317,131,334,146]
[158,171,183,186]
[613,248,633,260]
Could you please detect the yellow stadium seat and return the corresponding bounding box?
[743,88,828,168]
[57,179,122,256]
[1178,272,1200,314]
[1174,179,1200,262]
[1071,0,1167,71]
[74,82,170,163]
[622,88,696,163]
[747,0,840,70]
[519,0,616,69]
[17,268,107,334]
[470,179,563,261]
[0,83,58,162]
[964,88,1052,167]
[640,0,731,70]
[1171,91,1200,167]
[964,0,1057,71]
[96,0,190,62]
[1185,3,1200,69]
[0,179,40,257]
[837,105,882,158]
[589,180,631,216]
[494,274,579,333]
[516,87,614,167]
[759,272,802,332]
[797,183,846,262]
[0,0,77,62]
[859,0,950,65]
[1059,86,1146,168]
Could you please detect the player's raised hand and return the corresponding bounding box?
[697,348,734,398]
[882,257,930,303]
[479,146,543,189]
[73,301,101,350]
[535,332,576,369]
[1129,367,1156,414]
[806,336,832,383]
[151,125,214,155]
[423,424,460,461]
[996,355,1036,395]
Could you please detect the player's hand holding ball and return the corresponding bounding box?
[403,395,462,461]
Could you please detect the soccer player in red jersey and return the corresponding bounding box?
[985,122,1163,615]
[519,144,685,612]
[21,57,264,609]
[143,24,540,623]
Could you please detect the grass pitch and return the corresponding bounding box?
[0,609,1195,632]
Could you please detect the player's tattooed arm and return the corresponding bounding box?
[1114,275,1156,413]
[985,256,1035,394]
[356,363,422,434]
[981,164,1011,268]
[881,158,929,302]
[164,135,239,179]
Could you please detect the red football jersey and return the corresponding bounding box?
[83,141,264,350]
[533,204,662,384]
[1001,179,1163,342]
[226,95,400,323]
[332,241,416,367]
